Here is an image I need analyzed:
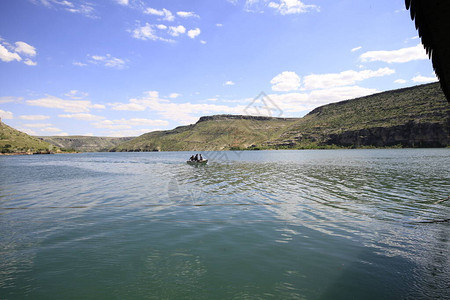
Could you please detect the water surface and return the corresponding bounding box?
[1,149,449,299]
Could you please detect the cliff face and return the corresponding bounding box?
[197,115,295,123]
[326,121,449,148]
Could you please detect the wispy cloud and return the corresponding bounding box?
[268,0,320,15]
[0,96,23,104]
[64,90,88,99]
[73,54,127,69]
[31,0,96,18]
[58,113,105,121]
[19,115,50,121]
[88,54,126,69]
[303,67,395,90]
[26,95,105,113]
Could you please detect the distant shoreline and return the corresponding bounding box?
[0,151,80,156]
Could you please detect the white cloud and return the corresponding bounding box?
[14,42,36,56]
[106,128,152,137]
[92,118,168,130]
[88,54,126,69]
[360,44,428,63]
[64,3,96,18]
[169,93,181,99]
[58,113,105,121]
[40,127,63,133]
[132,23,175,42]
[109,91,246,124]
[145,7,174,21]
[54,132,69,136]
[64,90,88,99]
[26,96,105,113]
[412,75,438,83]
[110,102,147,111]
[0,44,22,62]
[200,40,207,44]
[32,0,96,18]
[120,118,169,126]
[19,115,50,121]
[303,67,395,90]
[73,61,87,67]
[24,123,53,128]
[24,59,37,66]
[0,109,14,120]
[168,25,186,37]
[177,11,199,18]
[268,0,319,15]
[216,23,223,27]
[267,86,379,114]
[0,96,23,104]
[224,81,235,86]
[187,28,201,39]
[271,71,301,91]
[394,79,407,84]
[145,7,164,16]
[93,120,131,130]
[116,0,128,5]
[351,46,362,52]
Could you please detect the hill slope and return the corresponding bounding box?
[38,136,134,152]
[269,82,449,148]
[0,120,58,154]
[113,83,449,151]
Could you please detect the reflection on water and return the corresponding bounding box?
[0,149,449,299]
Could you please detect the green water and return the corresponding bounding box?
[0,149,449,299]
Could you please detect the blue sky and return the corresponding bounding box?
[0,0,438,137]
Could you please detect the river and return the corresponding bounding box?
[1,149,449,299]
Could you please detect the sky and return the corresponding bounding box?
[0,0,438,137]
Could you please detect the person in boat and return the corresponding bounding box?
[199,154,203,161]
[194,154,199,161]
[190,155,195,161]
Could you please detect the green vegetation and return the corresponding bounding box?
[113,83,449,152]
[0,121,59,154]
[270,82,449,148]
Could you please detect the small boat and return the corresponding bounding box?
[186,159,208,165]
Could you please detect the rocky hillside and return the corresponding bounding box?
[112,82,449,151]
[0,120,58,154]
[269,82,449,148]
[39,136,134,152]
